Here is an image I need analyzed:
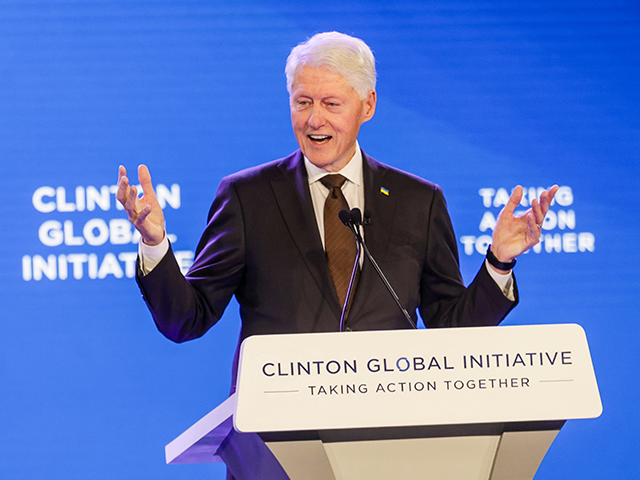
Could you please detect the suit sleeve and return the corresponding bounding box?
[419,186,517,328]
[136,177,245,342]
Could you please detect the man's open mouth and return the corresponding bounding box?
[308,135,332,145]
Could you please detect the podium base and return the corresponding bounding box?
[263,422,563,480]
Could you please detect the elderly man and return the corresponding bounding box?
[117,32,557,380]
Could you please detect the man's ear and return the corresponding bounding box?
[361,90,377,123]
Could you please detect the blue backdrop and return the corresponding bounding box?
[1,1,638,478]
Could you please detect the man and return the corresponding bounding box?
[117,32,557,381]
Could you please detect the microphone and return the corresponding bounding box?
[337,209,362,332]
[338,208,362,229]
[350,208,362,226]
[363,209,372,226]
[338,209,353,227]
[339,208,417,329]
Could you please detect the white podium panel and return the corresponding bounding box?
[234,324,601,433]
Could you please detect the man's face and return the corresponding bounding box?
[290,66,376,172]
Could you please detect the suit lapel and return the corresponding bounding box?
[270,151,343,317]
[348,152,398,322]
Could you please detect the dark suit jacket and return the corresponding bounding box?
[137,150,517,362]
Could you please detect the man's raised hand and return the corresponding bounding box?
[490,185,559,270]
[116,165,166,246]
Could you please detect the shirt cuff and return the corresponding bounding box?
[138,234,169,275]
[485,259,515,301]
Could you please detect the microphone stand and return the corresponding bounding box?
[339,238,361,332]
[340,209,417,330]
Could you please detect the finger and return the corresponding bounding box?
[528,211,540,232]
[531,198,545,225]
[137,204,152,224]
[116,166,130,204]
[502,185,523,217]
[540,185,559,212]
[124,185,140,216]
[118,165,127,181]
[138,164,156,199]
[535,185,560,223]
[527,213,542,244]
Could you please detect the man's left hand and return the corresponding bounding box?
[490,185,559,272]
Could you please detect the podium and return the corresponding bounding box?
[165,324,602,479]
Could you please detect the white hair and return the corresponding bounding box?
[285,32,377,99]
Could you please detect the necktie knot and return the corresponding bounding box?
[320,174,347,198]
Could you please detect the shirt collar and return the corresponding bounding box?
[304,141,363,187]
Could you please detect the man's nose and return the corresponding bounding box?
[307,105,326,128]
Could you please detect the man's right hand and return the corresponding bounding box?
[116,165,166,246]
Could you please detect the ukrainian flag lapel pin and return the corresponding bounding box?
[380,186,390,196]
